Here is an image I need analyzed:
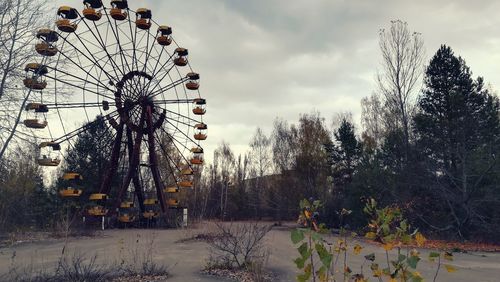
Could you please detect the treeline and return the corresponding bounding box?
[197,23,500,241]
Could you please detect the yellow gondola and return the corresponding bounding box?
[164,186,179,193]
[24,119,48,129]
[118,214,135,223]
[110,0,128,20]
[190,156,204,165]
[35,29,59,56]
[186,72,200,90]
[192,98,206,115]
[35,43,58,57]
[82,0,102,21]
[62,172,83,180]
[88,205,108,216]
[194,133,207,141]
[143,198,159,205]
[56,6,78,33]
[36,29,59,42]
[180,167,194,176]
[142,211,159,219]
[178,181,193,188]
[25,103,49,112]
[136,8,152,30]
[89,193,107,200]
[174,48,188,66]
[191,147,203,154]
[23,63,48,90]
[157,25,172,46]
[37,158,61,167]
[38,142,61,167]
[120,201,134,208]
[167,199,179,207]
[59,188,83,197]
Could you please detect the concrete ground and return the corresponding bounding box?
[0,223,499,281]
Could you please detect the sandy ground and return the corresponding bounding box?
[1,223,499,281]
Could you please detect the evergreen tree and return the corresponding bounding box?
[330,118,361,187]
[413,45,500,238]
[60,116,116,197]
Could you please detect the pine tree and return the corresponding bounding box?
[413,45,500,238]
[60,116,116,197]
[329,118,361,187]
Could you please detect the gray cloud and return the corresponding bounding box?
[53,0,500,161]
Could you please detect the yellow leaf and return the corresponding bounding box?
[365,232,377,240]
[413,271,422,278]
[389,278,397,282]
[383,242,394,251]
[410,249,420,257]
[353,244,363,255]
[304,210,311,219]
[415,232,426,247]
[444,264,457,273]
[372,269,382,277]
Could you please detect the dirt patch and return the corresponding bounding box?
[112,274,169,282]
[363,237,500,252]
[0,230,104,248]
[175,233,222,244]
[202,268,276,282]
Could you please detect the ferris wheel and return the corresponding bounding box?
[20,0,207,224]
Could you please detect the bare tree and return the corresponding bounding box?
[377,20,424,159]
[330,112,353,134]
[0,0,49,162]
[214,142,235,220]
[249,127,272,178]
[207,222,271,269]
[248,127,272,217]
[360,93,385,147]
[271,118,297,174]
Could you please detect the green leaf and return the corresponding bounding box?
[364,253,376,261]
[401,234,412,244]
[315,243,333,267]
[298,242,309,257]
[311,231,322,242]
[382,267,391,275]
[400,220,408,231]
[407,256,420,269]
[412,276,424,282]
[297,272,310,282]
[316,265,326,279]
[313,200,321,208]
[398,254,407,262]
[429,252,440,258]
[291,229,305,244]
[294,256,307,269]
[299,199,310,209]
[381,223,390,234]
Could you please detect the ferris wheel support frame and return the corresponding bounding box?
[126,127,146,214]
[146,105,167,213]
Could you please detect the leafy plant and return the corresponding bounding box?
[291,198,458,282]
[291,198,331,282]
[363,198,456,282]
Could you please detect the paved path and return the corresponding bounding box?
[1,224,499,281]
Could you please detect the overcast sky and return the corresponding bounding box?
[54,0,500,160]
